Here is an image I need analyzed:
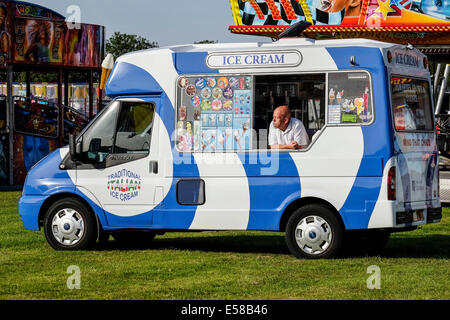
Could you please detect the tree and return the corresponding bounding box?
[106,32,158,59]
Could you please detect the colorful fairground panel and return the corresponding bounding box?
[228,0,450,48]
[0,1,105,186]
[0,0,104,68]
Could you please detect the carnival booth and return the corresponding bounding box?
[228,1,450,48]
[0,1,104,187]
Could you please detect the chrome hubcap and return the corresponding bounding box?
[51,208,84,246]
[295,215,332,255]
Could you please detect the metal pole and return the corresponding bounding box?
[64,70,69,107]
[88,69,93,119]
[435,64,450,115]
[6,65,13,185]
[58,67,64,147]
[98,70,103,113]
[434,63,441,98]
[26,70,31,99]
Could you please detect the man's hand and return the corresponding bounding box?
[289,141,300,149]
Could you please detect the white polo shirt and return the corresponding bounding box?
[268,118,310,147]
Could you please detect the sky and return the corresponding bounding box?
[22,0,270,47]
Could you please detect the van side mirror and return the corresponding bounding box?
[69,134,81,160]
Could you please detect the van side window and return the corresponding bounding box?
[114,102,155,154]
[254,74,326,149]
[81,101,120,163]
[391,77,433,132]
[327,72,373,125]
[80,101,155,164]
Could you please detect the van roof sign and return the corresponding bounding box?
[206,50,302,69]
[388,47,424,69]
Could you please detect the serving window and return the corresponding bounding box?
[175,72,346,151]
[253,73,325,149]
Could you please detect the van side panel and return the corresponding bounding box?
[106,61,164,97]
[21,148,76,196]
[173,52,218,74]
[151,93,203,229]
[154,47,394,231]
[326,47,394,229]
[238,153,301,230]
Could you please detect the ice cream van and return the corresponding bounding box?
[18,37,442,259]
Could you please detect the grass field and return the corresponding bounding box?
[0,191,449,300]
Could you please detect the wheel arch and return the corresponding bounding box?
[38,192,100,231]
[278,197,346,232]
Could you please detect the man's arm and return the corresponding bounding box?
[269,121,303,150]
[292,120,310,148]
[270,141,300,150]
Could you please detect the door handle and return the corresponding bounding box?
[150,161,158,174]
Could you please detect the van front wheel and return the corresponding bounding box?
[44,198,96,250]
[285,204,343,259]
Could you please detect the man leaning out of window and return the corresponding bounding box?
[269,105,310,150]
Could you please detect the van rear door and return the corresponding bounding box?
[391,76,439,211]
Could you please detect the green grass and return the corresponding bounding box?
[1,191,449,300]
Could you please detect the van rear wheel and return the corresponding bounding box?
[285,204,343,259]
[44,198,97,250]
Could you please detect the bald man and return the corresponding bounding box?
[269,106,310,150]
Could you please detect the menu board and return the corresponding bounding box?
[176,75,253,152]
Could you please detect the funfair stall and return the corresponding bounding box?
[0,1,104,187]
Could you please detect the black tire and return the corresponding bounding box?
[285,204,344,259]
[44,198,97,250]
[96,227,110,246]
[112,231,156,248]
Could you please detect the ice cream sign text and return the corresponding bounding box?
[390,48,422,68]
[394,53,419,67]
[206,51,302,69]
[107,169,142,202]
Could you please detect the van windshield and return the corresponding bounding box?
[391,76,434,132]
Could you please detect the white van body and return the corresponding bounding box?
[19,38,442,258]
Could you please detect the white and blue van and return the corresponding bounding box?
[19,38,442,258]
